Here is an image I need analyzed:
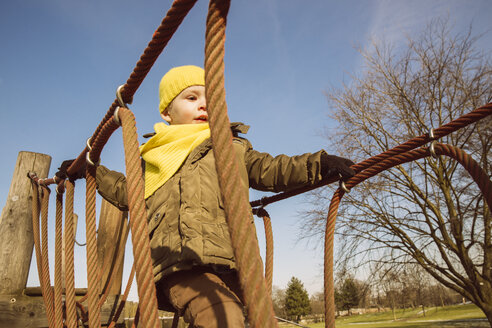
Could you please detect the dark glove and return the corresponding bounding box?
[55,159,86,181]
[320,152,356,180]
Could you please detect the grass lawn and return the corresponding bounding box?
[280,304,489,328]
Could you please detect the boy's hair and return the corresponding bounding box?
[159,65,205,113]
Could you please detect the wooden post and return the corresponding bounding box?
[97,198,128,295]
[0,151,51,295]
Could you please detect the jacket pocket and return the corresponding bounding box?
[202,222,234,260]
[148,202,167,238]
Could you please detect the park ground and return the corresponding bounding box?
[282,304,489,328]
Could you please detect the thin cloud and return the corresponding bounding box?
[355,0,468,72]
[264,0,296,86]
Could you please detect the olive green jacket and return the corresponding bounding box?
[96,123,326,282]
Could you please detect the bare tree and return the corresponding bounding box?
[310,292,325,322]
[271,285,287,318]
[401,264,431,316]
[301,18,492,323]
[377,267,402,320]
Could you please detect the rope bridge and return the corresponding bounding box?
[23,0,492,327]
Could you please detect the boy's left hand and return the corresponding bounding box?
[321,153,356,180]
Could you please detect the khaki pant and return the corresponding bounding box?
[158,268,245,328]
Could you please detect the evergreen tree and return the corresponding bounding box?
[338,278,361,314]
[284,277,311,322]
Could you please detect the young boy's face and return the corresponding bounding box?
[161,85,208,125]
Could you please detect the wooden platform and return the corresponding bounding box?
[0,288,127,327]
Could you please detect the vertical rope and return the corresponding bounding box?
[54,192,64,328]
[64,180,77,328]
[119,107,160,328]
[85,165,101,328]
[30,180,55,328]
[204,0,278,326]
[320,142,492,328]
[40,186,56,328]
[324,189,343,328]
[262,214,274,294]
[29,181,44,290]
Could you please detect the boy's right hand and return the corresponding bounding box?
[320,153,356,180]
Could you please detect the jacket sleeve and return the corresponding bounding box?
[96,165,129,211]
[244,139,326,193]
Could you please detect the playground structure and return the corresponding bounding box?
[0,0,490,327]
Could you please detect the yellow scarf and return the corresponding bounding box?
[140,122,210,199]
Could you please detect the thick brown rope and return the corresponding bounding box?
[85,164,101,328]
[250,103,492,208]
[351,104,492,173]
[29,178,55,328]
[324,188,343,328]
[119,107,160,328]
[344,144,492,210]
[118,0,198,104]
[66,0,198,180]
[87,118,121,165]
[323,142,492,327]
[54,192,64,328]
[40,186,56,328]
[263,214,274,294]
[65,115,132,322]
[79,109,129,325]
[204,0,278,326]
[253,208,274,294]
[74,116,121,311]
[29,0,489,323]
[64,180,78,328]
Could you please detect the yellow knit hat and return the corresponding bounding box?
[158,65,205,113]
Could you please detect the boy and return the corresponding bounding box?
[92,65,355,327]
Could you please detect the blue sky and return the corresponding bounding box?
[1,0,490,299]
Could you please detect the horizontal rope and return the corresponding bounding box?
[323,142,492,327]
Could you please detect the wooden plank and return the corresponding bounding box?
[97,199,128,295]
[0,151,51,295]
[24,287,87,296]
[0,293,126,327]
